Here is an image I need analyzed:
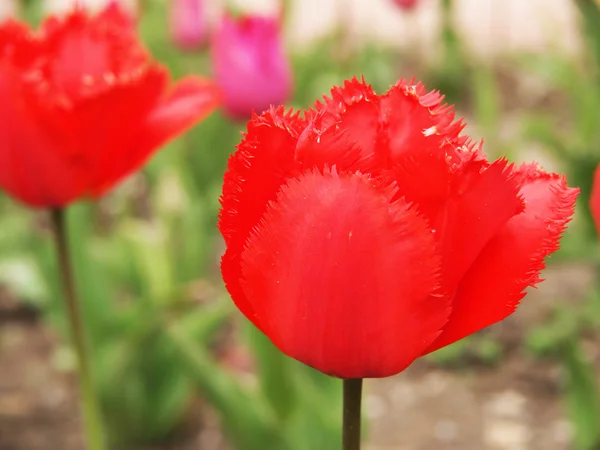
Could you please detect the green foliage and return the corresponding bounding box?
[525,286,600,449]
[167,322,292,450]
[245,323,296,421]
[5,1,600,449]
[19,203,228,446]
[168,319,343,450]
[95,303,230,446]
[525,287,600,360]
[426,333,504,368]
[518,0,600,253]
[574,0,600,82]
[562,339,600,450]
[425,0,469,105]
[525,305,581,358]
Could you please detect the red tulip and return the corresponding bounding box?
[170,0,207,50]
[392,0,419,10]
[591,165,600,234]
[218,78,578,379]
[0,4,221,207]
[211,13,291,120]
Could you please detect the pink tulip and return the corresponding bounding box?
[392,0,419,10]
[170,0,207,50]
[211,13,292,120]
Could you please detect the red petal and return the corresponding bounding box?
[431,158,525,293]
[0,20,37,66]
[136,76,222,148]
[90,74,221,196]
[287,78,467,176]
[51,65,167,197]
[295,78,382,174]
[239,169,448,378]
[39,5,146,101]
[380,79,464,164]
[319,77,379,127]
[590,164,600,236]
[219,106,306,330]
[390,142,523,294]
[0,60,85,207]
[426,164,579,353]
[383,141,466,222]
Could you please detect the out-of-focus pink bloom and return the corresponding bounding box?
[211,13,292,120]
[170,0,207,50]
[392,0,419,10]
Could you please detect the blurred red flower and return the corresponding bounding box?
[0,4,221,207]
[590,165,600,234]
[392,0,419,10]
[211,13,291,120]
[218,77,579,379]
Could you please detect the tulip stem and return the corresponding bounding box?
[342,378,363,450]
[51,208,106,450]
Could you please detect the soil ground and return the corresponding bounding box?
[0,263,596,450]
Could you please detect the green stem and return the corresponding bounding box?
[51,208,106,450]
[441,0,461,68]
[342,378,363,450]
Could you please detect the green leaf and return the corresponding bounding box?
[178,299,232,342]
[166,322,291,450]
[39,204,116,344]
[119,219,174,305]
[520,114,566,154]
[562,339,600,450]
[471,66,500,142]
[94,301,229,445]
[574,0,600,78]
[526,306,579,357]
[426,337,471,367]
[244,322,296,422]
[474,336,503,366]
[284,363,342,450]
[96,334,192,445]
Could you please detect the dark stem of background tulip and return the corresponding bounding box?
[342,378,363,450]
[51,208,106,450]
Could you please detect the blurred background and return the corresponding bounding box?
[2,0,600,449]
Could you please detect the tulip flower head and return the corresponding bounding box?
[211,13,291,120]
[170,0,207,50]
[218,77,578,379]
[0,4,221,207]
[590,164,600,235]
